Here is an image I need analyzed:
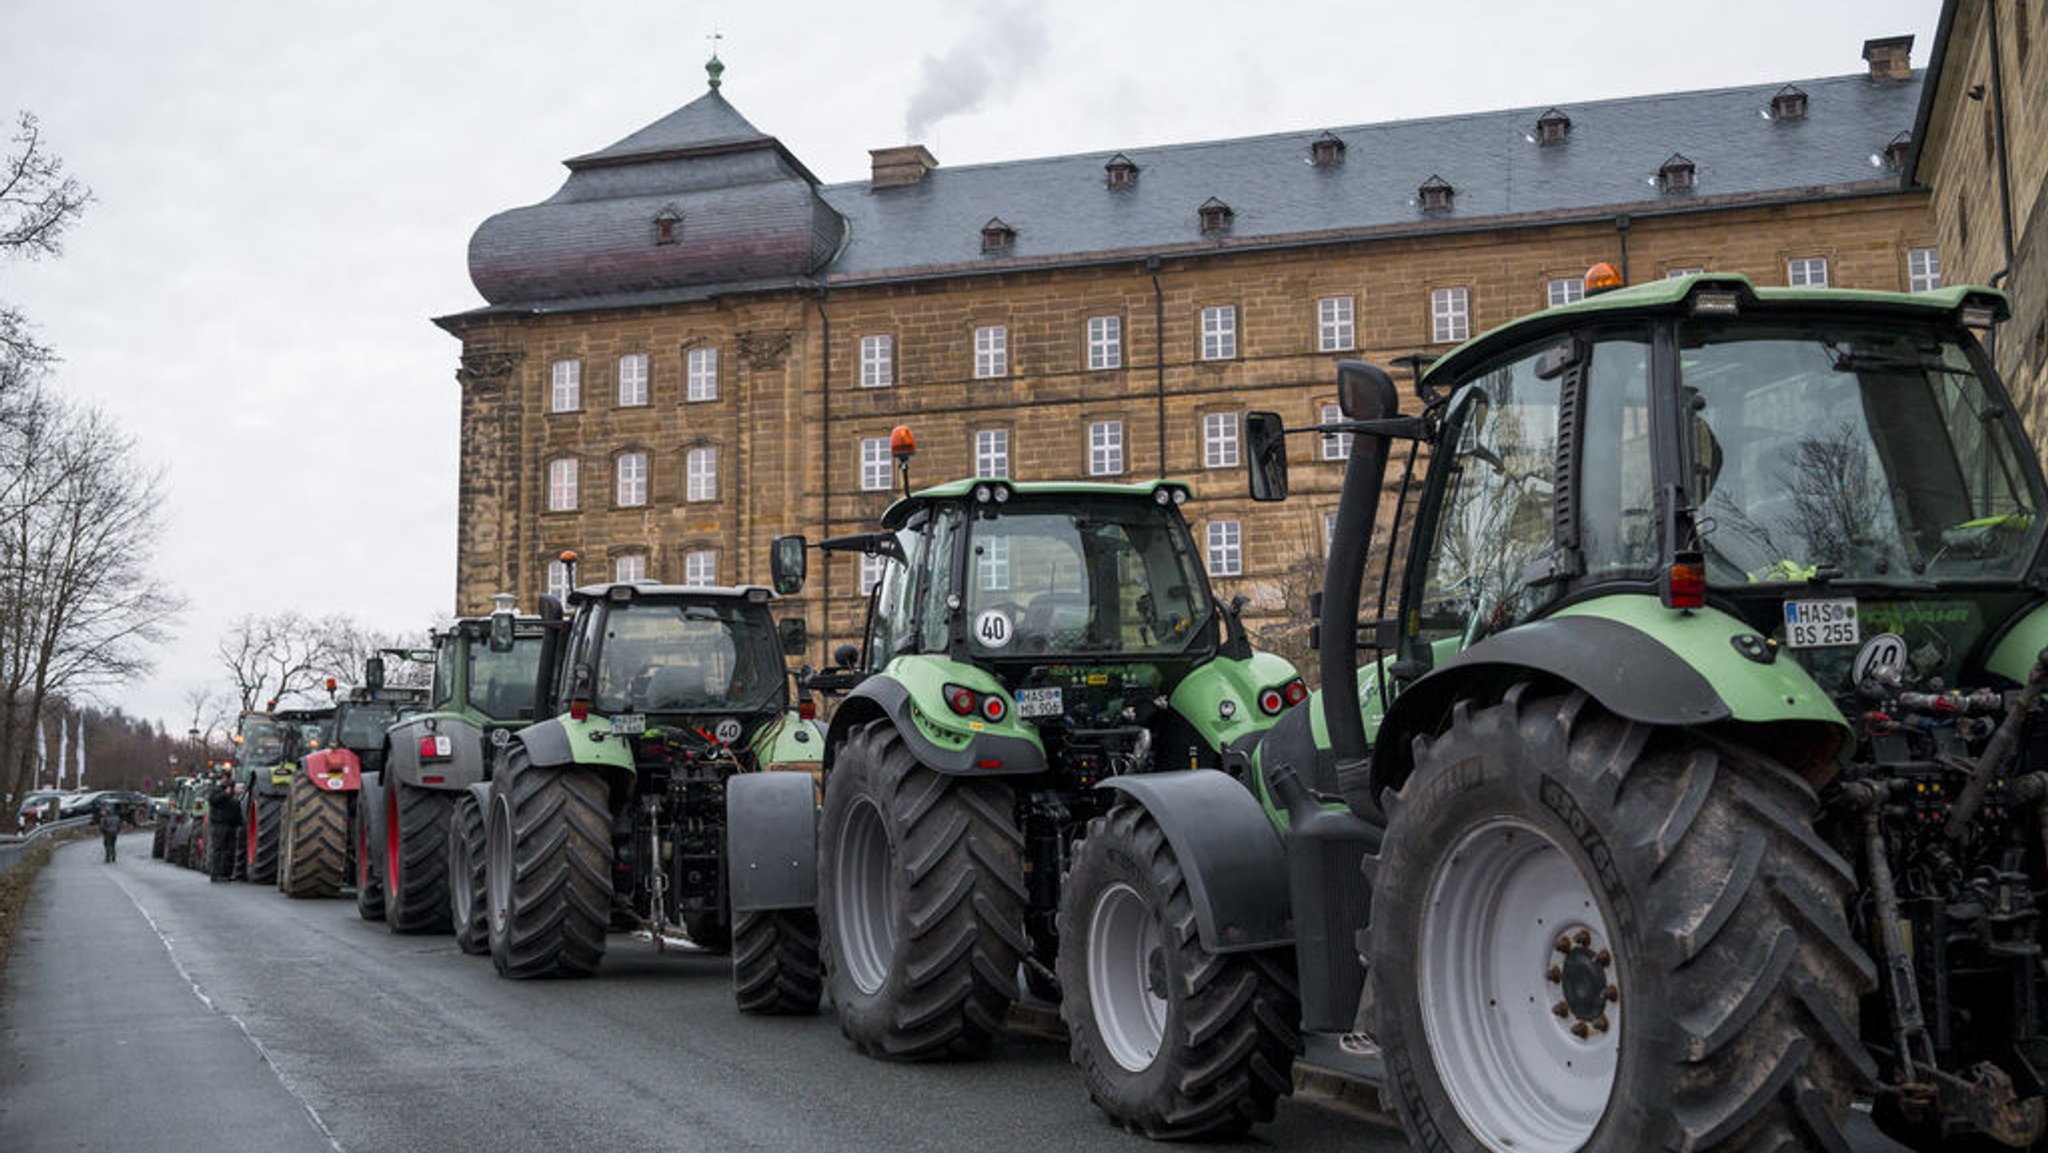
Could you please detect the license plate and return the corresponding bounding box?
[1015,687,1062,718]
[1783,598,1859,649]
[610,713,647,735]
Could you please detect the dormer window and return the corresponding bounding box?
[1535,108,1572,145]
[1657,154,1696,193]
[1418,175,1455,213]
[1198,198,1234,234]
[1769,85,1808,121]
[1310,132,1346,167]
[653,206,682,246]
[1105,153,1140,189]
[980,217,1016,255]
[1882,131,1912,171]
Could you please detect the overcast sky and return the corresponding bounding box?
[1,0,1940,732]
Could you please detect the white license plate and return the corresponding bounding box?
[1783,598,1859,649]
[610,713,647,735]
[1015,687,1062,718]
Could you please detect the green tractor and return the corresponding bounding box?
[352,601,546,938]
[275,668,425,900]
[482,569,823,1003]
[232,706,333,884]
[1057,271,2048,1150]
[744,471,1304,1059]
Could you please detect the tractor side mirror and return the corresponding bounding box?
[1337,361,1397,421]
[832,643,860,670]
[364,655,385,693]
[778,616,808,656]
[771,535,808,595]
[1246,412,1289,502]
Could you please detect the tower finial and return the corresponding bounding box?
[706,32,724,90]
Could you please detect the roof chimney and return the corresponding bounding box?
[1862,36,1914,82]
[871,145,939,189]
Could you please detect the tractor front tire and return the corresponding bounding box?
[486,752,610,979]
[385,780,454,934]
[279,774,348,898]
[245,792,281,885]
[1368,686,1874,1153]
[733,909,822,1015]
[819,720,1026,1060]
[449,791,489,955]
[1058,800,1300,1138]
[151,822,167,860]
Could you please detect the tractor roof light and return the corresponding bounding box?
[1171,488,1187,505]
[1583,262,1624,295]
[992,485,1010,503]
[1690,290,1742,317]
[1959,302,2000,330]
[973,484,993,503]
[607,584,636,603]
[1154,488,1171,505]
[890,425,917,460]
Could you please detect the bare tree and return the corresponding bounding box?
[0,394,183,822]
[1,111,92,380]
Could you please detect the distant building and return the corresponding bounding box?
[436,38,1936,656]
[1910,1,2047,439]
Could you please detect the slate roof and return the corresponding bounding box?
[450,70,1923,317]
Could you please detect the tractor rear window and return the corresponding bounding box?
[467,635,543,720]
[595,600,784,714]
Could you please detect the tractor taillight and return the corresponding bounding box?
[569,698,591,721]
[798,698,817,721]
[1283,679,1308,707]
[1258,688,1286,716]
[1664,553,1707,610]
[981,694,1007,723]
[418,736,452,761]
[945,684,978,716]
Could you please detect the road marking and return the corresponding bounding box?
[107,868,349,1153]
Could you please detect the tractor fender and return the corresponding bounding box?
[384,718,489,790]
[360,771,386,871]
[823,674,1046,777]
[725,772,818,913]
[512,716,636,773]
[1372,599,1847,799]
[1168,650,1302,753]
[748,711,825,776]
[1096,770,1292,954]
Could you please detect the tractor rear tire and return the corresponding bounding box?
[487,752,610,979]
[733,909,822,1015]
[280,773,347,898]
[355,796,386,921]
[151,823,167,860]
[1368,687,1875,1153]
[245,792,281,885]
[1058,800,1300,1138]
[385,781,454,934]
[819,720,1026,1060]
[449,792,489,956]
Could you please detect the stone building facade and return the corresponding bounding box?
[1911,0,2048,440]
[437,39,1939,661]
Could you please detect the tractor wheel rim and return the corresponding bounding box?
[1087,881,1167,1072]
[836,796,897,996]
[451,807,473,927]
[1419,816,1619,1153]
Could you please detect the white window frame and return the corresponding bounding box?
[977,535,1011,591]
[614,554,647,583]
[1088,420,1124,477]
[1317,296,1354,352]
[617,353,649,407]
[974,325,1008,379]
[1323,511,1338,553]
[1546,277,1584,308]
[1431,287,1470,343]
[1787,256,1829,287]
[683,550,717,587]
[687,347,719,402]
[547,458,578,511]
[1207,521,1243,577]
[1087,315,1122,370]
[859,552,887,596]
[615,452,648,507]
[546,560,571,602]
[860,437,890,491]
[550,359,581,412]
[1665,266,1706,279]
[1203,412,1240,469]
[860,335,894,387]
[1320,402,1353,461]
[685,447,717,502]
[1907,247,1941,292]
[975,428,1009,478]
[1200,305,1237,360]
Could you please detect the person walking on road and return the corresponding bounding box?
[207,778,243,882]
[98,803,123,862]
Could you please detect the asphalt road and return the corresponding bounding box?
[2,834,1410,1153]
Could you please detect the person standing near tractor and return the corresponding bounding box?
[98,802,123,862]
[206,777,243,882]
